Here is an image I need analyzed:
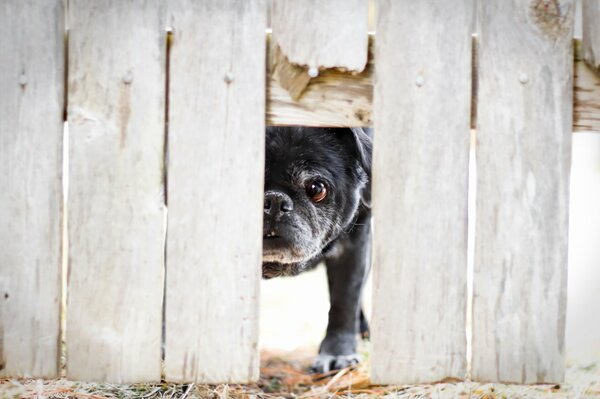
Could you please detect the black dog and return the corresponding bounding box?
[263,126,372,372]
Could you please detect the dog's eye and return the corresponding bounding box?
[305,181,327,203]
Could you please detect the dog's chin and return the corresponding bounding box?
[262,238,317,279]
[263,236,309,263]
[262,262,300,279]
[262,245,306,266]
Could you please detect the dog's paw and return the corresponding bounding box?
[310,353,361,373]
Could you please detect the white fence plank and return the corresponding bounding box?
[582,0,600,70]
[165,0,266,383]
[271,0,368,72]
[371,0,472,384]
[0,0,64,378]
[473,0,574,383]
[66,0,166,383]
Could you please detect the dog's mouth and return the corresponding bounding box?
[262,223,317,267]
[263,228,291,249]
[262,231,305,268]
[264,230,280,239]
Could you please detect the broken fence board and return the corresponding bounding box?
[66,0,166,383]
[271,0,368,72]
[270,0,368,99]
[267,36,599,132]
[165,0,266,383]
[0,0,64,378]
[267,35,374,127]
[371,0,472,384]
[472,0,574,383]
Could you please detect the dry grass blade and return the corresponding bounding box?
[1,355,599,399]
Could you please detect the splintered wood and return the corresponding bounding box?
[270,0,368,99]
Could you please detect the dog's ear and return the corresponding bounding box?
[349,127,372,177]
[344,127,372,209]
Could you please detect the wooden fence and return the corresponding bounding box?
[1,0,599,385]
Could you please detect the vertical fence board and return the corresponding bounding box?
[165,0,266,383]
[473,0,574,383]
[371,0,472,384]
[0,0,64,378]
[271,0,368,71]
[66,0,166,383]
[582,0,600,70]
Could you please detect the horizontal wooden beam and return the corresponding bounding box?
[575,39,600,132]
[266,36,600,132]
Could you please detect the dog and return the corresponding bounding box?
[263,126,372,373]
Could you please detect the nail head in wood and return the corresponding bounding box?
[122,72,133,84]
[519,73,529,84]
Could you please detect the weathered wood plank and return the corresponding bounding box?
[271,0,367,71]
[0,0,64,378]
[472,0,574,383]
[165,0,265,383]
[582,0,600,70]
[66,0,166,383]
[267,37,599,131]
[370,0,472,384]
[270,0,368,98]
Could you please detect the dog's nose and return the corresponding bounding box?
[264,191,293,215]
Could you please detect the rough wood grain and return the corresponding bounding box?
[267,36,598,131]
[66,0,166,383]
[574,54,600,132]
[165,0,265,383]
[0,0,64,378]
[270,0,368,98]
[370,0,472,384]
[267,35,373,127]
[582,0,600,70]
[271,0,368,72]
[472,0,574,383]
[271,46,312,101]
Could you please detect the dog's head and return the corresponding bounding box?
[262,126,372,278]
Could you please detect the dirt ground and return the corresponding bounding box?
[1,349,599,399]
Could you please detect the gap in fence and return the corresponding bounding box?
[60,121,69,378]
[259,128,480,382]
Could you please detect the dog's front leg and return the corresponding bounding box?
[312,218,371,373]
